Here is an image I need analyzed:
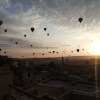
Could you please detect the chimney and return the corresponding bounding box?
[62,56,64,65]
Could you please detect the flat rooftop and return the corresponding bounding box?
[44,80,66,87]
[41,80,97,94]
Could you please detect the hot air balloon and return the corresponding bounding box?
[44,28,47,31]
[33,53,35,55]
[76,49,80,52]
[31,27,34,32]
[86,52,89,55]
[24,35,26,37]
[53,51,55,53]
[4,29,7,32]
[42,53,44,55]
[71,51,73,53]
[47,33,49,36]
[15,42,18,44]
[78,18,83,23]
[56,52,58,54]
[0,20,3,26]
[4,51,6,54]
[30,45,32,47]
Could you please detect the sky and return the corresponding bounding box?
[0,0,100,58]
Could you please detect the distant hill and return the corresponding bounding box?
[55,56,98,60]
[11,55,100,61]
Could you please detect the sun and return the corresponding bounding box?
[90,41,100,55]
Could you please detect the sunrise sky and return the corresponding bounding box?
[0,0,100,58]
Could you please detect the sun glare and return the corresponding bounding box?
[90,41,100,55]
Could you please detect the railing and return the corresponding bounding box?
[48,83,97,97]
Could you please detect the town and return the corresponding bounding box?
[0,55,100,100]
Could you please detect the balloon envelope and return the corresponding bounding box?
[33,53,35,55]
[78,18,83,23]
[31,27,34,32]
[76,49,80,52]
[24,35,26,37]
[47,33,49,36]
[53,51,55,53]
[0,20,3,26]
[44,28,47,31]
[15,42,18,44]
[4,51,6,53]
[4,29,7,32]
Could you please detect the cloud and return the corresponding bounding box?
[0,35,57,49]
[31,0,100,34]
[1,0,100,31]
[0,0,100,57]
